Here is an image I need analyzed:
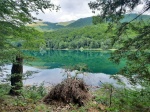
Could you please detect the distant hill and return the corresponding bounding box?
[57,20,75,26]
[28,13,150,31]
[121,13,150,22]
[39,22,64,30]
[67,17,92,28]
[27,22,50,31]
[27,17,93,31]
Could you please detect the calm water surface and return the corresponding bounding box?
[4,50,126,86]
[24,50,125,74]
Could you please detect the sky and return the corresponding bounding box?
[33,0,95,23]
[34,0,149,23]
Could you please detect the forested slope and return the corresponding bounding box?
[28,13,150,31]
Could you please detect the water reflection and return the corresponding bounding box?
[4,65,138,88]
[24,50,125,74]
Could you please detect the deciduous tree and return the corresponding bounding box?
[89,0,150,83]
[0,0,58,95]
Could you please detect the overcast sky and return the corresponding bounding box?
[34,0,149,23]
[34,0,95,23]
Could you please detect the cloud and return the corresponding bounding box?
[34,0,150,23]
[132,3,150,15]
[34,0,95,22]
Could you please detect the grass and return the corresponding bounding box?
[0,83,55,112]
[27,22,53,32]
[57,20,75,26]
[0,83,106,112]
[27,22,48,27]
[0,81,150,112]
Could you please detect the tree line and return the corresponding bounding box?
[44,22,138,50]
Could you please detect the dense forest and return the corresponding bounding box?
[29,13,149,50]
[44,22,138,49]
[44,24,110,49]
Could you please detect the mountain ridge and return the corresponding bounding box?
[28,13,150,31]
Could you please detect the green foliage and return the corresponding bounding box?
[93,16,103,25]
[37,16,94,30]
[40,22,64,30]
[89,0,149,23]
[0,84,11,98]
[44,21,141,50]
[94,83,150,112]
[0,0,59,96]
[110,22,150,83]
[0,0,58,66]
[87,2,150,111]
[121,13,150,23]
[65,100,99,112]
[0,83,51,112]
[22,83,47,102]
[29,17,93,31]
[29,14,150,31]
[0,0,58,26]
[89,0,150,83]
[67,17,93,28]
[44,23,114,49]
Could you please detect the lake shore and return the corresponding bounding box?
[45,48,117,51]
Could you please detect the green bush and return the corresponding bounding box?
[22,83,47,102]
[95,82,150,112]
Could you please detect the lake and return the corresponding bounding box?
[24,50,125,74]
[8,50,127,87]
[2,50,127,87]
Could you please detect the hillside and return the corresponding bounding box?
[27,17,93,31]
[39,22,64,30]
[121,13,150,22]
[57,20,75,26]
[28,13,150,31]
[67,17,92,28]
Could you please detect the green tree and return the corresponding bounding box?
[89,0,150,83]
[0,0,58,95]
[9,26,44,95]
[93,16,103,25]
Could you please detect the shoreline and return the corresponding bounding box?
[45,48,117,51]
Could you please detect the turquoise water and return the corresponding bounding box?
[24,50,125,74]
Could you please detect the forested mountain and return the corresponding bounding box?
[41,12,150,50]
[39,22,64,30]
[67,17,92,28]
[27,13,150,50]
[121,13,150,22]
[57,20,75,26]
[28,17,93,31]
[28,13,150,31]
[44,22,139,49]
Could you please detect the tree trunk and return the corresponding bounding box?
[9,56,23,96]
